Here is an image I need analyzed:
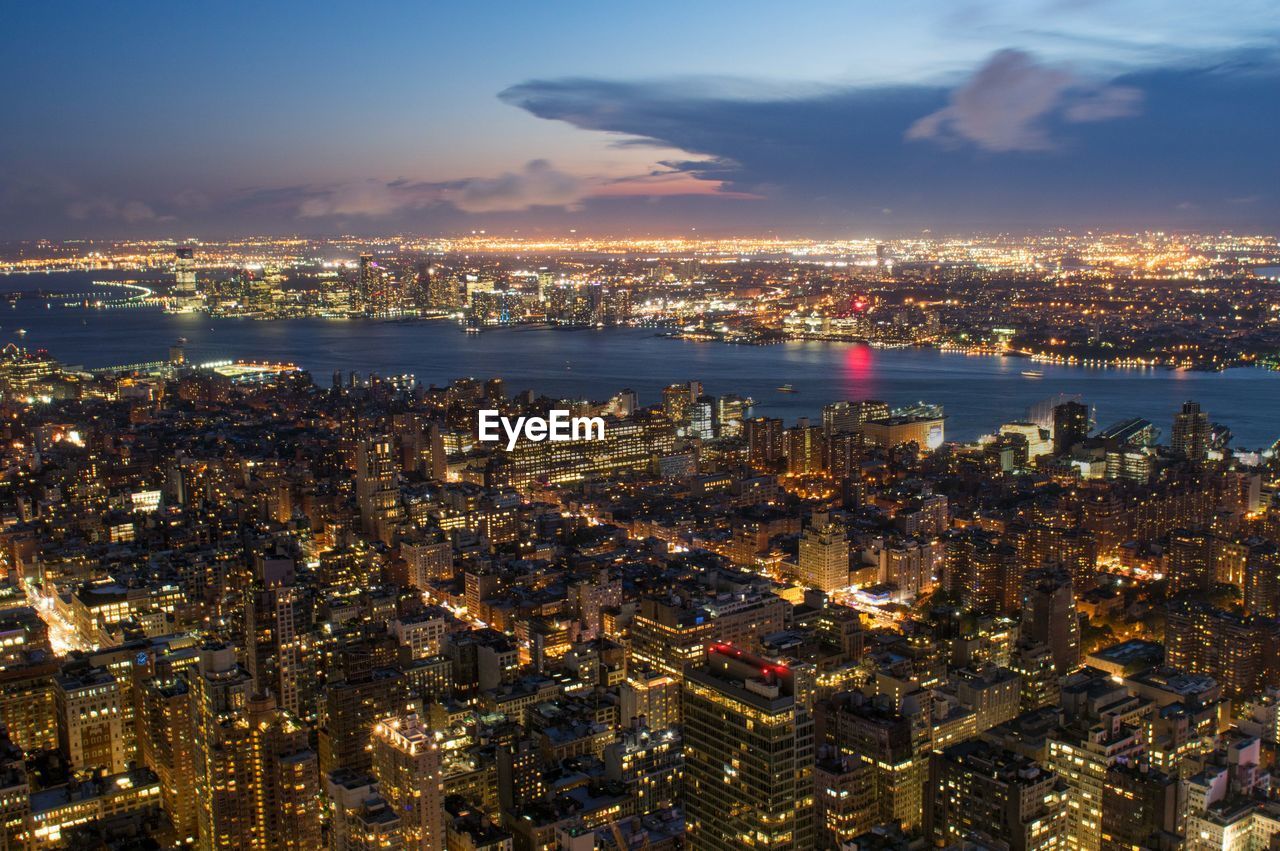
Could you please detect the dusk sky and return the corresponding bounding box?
[3,0,1277,238]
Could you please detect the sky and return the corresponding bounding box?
[1,0,1277,238]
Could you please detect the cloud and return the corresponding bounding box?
[66,198,158,223]
[0,172,160,225]
[499,55,1278,230]
[1062,84,1143,121]
[443,160,586,213]
[905,49,1141,151]
[290,161,588,218]
[0,47,1273,237]
[294,179,431,219]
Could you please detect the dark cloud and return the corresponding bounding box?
[500,52,1280,230]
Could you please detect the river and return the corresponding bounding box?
[3,270,1278,447]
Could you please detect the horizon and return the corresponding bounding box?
[4,227,1280,247]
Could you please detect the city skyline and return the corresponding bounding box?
[3,0,1278,238]
[4,4,1280,850]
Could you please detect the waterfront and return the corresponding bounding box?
[4,271,1279,447]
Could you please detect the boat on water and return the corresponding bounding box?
[1021,370,1044,378]
[777,384,798,393]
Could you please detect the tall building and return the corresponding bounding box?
[356,254,377,313]
[1053,400,1091,454]
[244,692,322,850]
[715,394,747,438]
[744,417,784,470]
[823,400,890,437]
[1011,639,1061,711]
[619,667,680,730]
[785,419,826,475]
[174,247,198,298]
[688,396,715,439]
[371,714,445,851]
[925,740,1068,851]
[661,381,700,428]
[1166,528,1217,596]
[945,530,1019,614]
[1244,539,1280,617]
[55,666,127,774]
[683,645,814,850]
[1165,602,1278,697]
[244,549,313,717]
[318,655,409,776]
[191,645,322,850]
[814,751,877,847]
[603,723,683,817]
[136,674,197,843]
[0,731,31,851]
[1172,400,1210,462]
[326,771,404,851]
[0,657,58,757]
[356,436,403,543]
[814,690,930,831]
[1019,524,1099,591]
[1047,722,1143,851]
[1021,569,1081,675]
[1099,763,1182,851]
[796,513,849,592]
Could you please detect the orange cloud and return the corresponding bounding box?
[589,169,761,200]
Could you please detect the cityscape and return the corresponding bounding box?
[4,231,1280,371]
[3,1,1280,851]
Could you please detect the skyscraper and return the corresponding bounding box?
[797,512,849,592]
[136,674,197,842]
[822,399,890,436]
[356,436,403,543]
[785,419,826,475]
[925,740,1068,851]
[688,396,715,439]
[190,645,322,850]
[682,645,814,850]
[356,253,377,313]
[1172,400,1211,461]
[1052,400,1090,455]
[244,549,313,717]
[1165,528,1216,596]
[619,666,680,730]
[55,666,126,774]
[744,416,784,470]
[662,381,701,430]
[1021,569,1081,676]
[371,713,445,851]
[715,394,746,438]
[174,247,198,298]
[326,771,404,851]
